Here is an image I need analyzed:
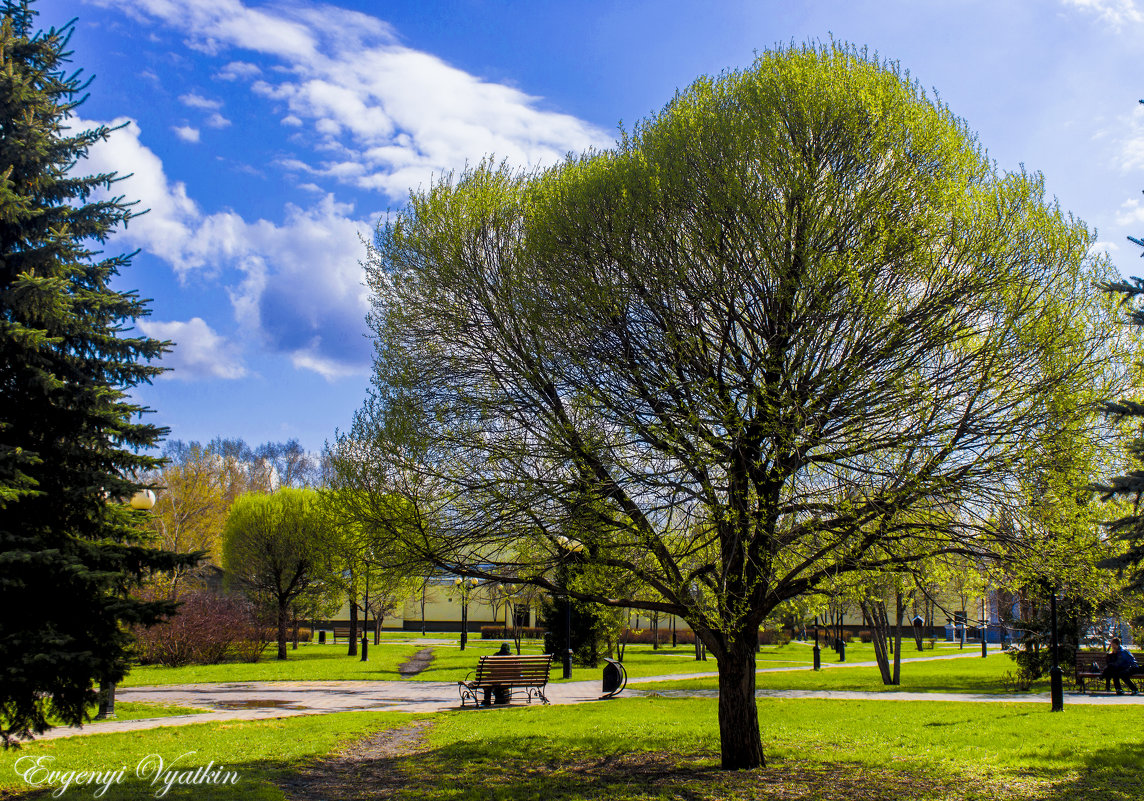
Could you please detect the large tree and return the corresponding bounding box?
[0,2,193,745]
[343,44,1124,768]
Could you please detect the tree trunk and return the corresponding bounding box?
[277,600,288,660]
[892,591,904,685]
[862,601,895,685]
[716,636,766,770]
[348,597,358,657]
[375,612,384,645]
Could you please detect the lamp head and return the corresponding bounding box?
[129,489,156,510]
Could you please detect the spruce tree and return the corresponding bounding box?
[1098,270,1144,594]
[0,1,193,745]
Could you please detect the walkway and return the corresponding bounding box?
[32,651,1144,741]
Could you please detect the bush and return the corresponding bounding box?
[133,591,258,667]
[858,630,873,643]
[758,629,791,646]
[479,626,546,640]
[618,628,689,645]
[232,624,274,663]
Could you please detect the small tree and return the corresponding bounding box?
[221,489,334,660]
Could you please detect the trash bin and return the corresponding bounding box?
[318,630,326,645]
[602,658,628,699]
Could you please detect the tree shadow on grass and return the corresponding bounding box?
[1032,740,1144,801]
[277,726,1013,801]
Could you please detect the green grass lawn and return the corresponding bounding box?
[116,638,986,688]
[85,702,209,722]
[119,642,426,686]
[5,697,1139,800]
[639,651,1052,694]
[409,697,1143,800]
[0,712,411,800]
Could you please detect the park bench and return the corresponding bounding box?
[1074,651,1144,693]
[458,653,553,708]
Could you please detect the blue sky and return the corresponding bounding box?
[43,0,1144,454]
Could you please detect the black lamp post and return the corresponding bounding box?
[455,577,478,651]
[96,488,156,720]
[563,591,573,679]
[556,535,583,678]
[813,615,821,670]
[1050,590,1063,711]
[981,596,988,658]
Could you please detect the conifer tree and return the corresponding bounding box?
[1098,274,1144,592]
[0,1,193,745]
[1097,96,1144,595]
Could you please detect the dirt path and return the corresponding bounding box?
[278,719,435,801]
[397,648,435,677]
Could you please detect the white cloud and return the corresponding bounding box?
[290,342,368,380]
[216,60,261,80]
[1061,0,1144,27]
[87,0,614,200]
[76,116,375,378]
[139,317,247,380]
[205,112,232,128]
[1116,198,1144,226]
[179,92,222,110]
[172,124,200,142]
[1091,240,1122,255]
[1117,102,1144,171]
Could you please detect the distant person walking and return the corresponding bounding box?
[1101,637,1139,695]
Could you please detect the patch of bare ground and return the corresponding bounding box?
[278,718,434,801]
[397,648,434,677]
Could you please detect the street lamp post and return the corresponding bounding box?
[96,488,155,720]
[981,596,988,658]
[1050,591,1063,712]
[555,536,583,679]
[813,615,821,671]
[454,577,478,651]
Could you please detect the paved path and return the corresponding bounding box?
[32,650,1144,741]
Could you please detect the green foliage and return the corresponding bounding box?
[1097,276,1144,598]
[221,489,339,660]
[0,1,195,746]
[1004,581,1121,682]
[349,41,1127,769]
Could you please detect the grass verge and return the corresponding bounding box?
[0,712,412,800]
[5,696,1140,800]
[639,651,1049,694]
[119,643,424,686]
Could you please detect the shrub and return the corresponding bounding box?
[133,591,257,667]
[858,630,873,643]
[758,629,791,646]
[232,624,274,663]
[479,626,546,640]
[618,628,688,645]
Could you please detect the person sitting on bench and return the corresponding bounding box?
[1101,637,1139,696]
[484,643,513,705]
